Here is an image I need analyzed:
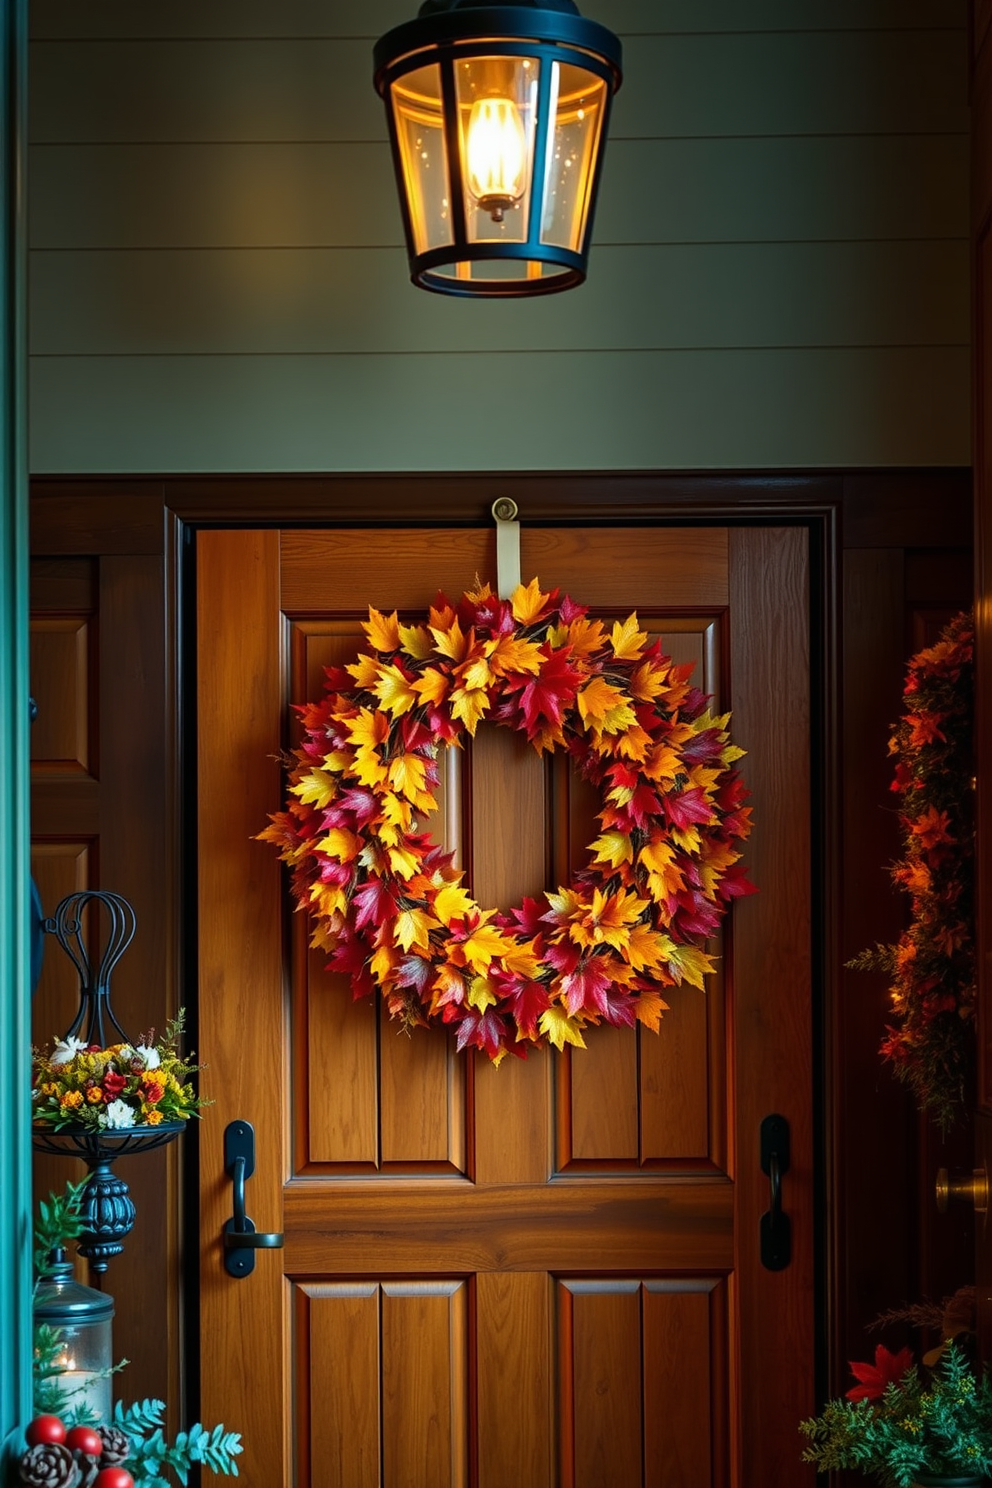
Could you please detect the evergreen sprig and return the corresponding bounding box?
[32,1177,87,1275]
[800,1341,992,1485]
[113,1399,243,1484]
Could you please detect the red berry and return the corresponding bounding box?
[25,1415,66,1446]
[65,1424,103,1456]
[94,1470,135,1488]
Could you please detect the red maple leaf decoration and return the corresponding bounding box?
[845,1344,914,1401]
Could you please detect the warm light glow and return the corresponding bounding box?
[465,96,528,220]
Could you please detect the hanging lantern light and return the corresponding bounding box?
[373,0,622,296]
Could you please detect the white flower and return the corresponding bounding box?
[104,1099,136,1130]
[134,1044,161,1070]
[50,1036,87,1066]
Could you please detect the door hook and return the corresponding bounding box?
[222,1119,284,1278]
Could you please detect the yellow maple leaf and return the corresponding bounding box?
[451,685,490,735]
[511,577,552,625]
[577,676,630,728]
[316,827,361,863]
[670,825,702,855]
[347,652,382,689]
[498,940,544,979]
[591,830,634,869]
[460,652,494,692]
[642,742,683,784]
[570,887,648,952]
[387,843,421,879]
[374,664,418,718]
[350,749,388,789]
[321,749,350,774]
[538,1005,587,1051]
[345,708,389,750]
[721,743,746,765]
[613,723,652,761]
[665,942,715,989]
[630,657,672,702]
[364,607,400,654]
[308,882,347,919]
[293,770,338,809]
[610,613,648,661]
[434,881,477,925]
[639,838,687,899]
[625,923,669,972]
[460,921,509,973]
[371,942,399,983]
[381,792,413,833]
[399,622,434,660]
[413,668,450,708]
[562,615,607,660]
[546,886,582,920]
[634,989,669,1032]
[429,964,466,1015]
[467,975,498,1012]
[592,696,639,736]
[388,753,428,802]
[393,908,438,954]
[486,633,543,677]
[430,615,469,662]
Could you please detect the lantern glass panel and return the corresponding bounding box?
[389,62,453,254]
[539,62,609,252]
[455,54,539,245]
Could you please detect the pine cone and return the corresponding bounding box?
[17,1442,80,1488]
[97,1427,131,1466]
[71,1454,100,1488]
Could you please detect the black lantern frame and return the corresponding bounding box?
[374,0,622,296]
[31,890,185,1271]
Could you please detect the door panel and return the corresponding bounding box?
[196,524,813,1486]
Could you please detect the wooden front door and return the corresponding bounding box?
[195,524,814,1487]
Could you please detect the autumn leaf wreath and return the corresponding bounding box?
[260,578,755,1062]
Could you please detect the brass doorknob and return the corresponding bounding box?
[935,1165,989,1215]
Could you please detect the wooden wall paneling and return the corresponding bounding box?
[29,30,967,146]
[26,1,969,41]
[30,243,970,361]
[30,347,970,476]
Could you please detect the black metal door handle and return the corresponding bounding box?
[222,1120,284,1277]
[760,1113,791,1271]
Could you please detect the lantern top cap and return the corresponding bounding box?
[374,0,622,91]
[418,0,581,12]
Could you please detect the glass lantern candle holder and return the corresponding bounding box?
[34,1247,115,1422]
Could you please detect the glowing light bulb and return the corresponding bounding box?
[465,96,527,221]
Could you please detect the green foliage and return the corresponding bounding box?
[32,1177,87,1274]
[800,1342,992,1485]
[113,1400,243,1484]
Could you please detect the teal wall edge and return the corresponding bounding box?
[1,0,31,1471]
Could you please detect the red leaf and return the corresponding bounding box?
[352,879,399,929]
[500,979,551,1037]
[845,1345,914,1401]
[511,648,582,735]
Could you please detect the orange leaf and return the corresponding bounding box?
[510,577,554,625]
[364,607,401,654]
[634,990,669,1033]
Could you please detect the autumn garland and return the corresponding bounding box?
[850,611,975,1127]
[261,578,755,1062]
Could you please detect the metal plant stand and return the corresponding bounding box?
[31,890,185,1272]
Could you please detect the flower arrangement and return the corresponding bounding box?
[800,1340,992,1484]
[260,577,754,1062]
[32,1012,205,1133]
[848,611,975,1129]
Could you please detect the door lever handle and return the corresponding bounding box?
[760,1113,791,1271]
[222,1120,284,1277]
